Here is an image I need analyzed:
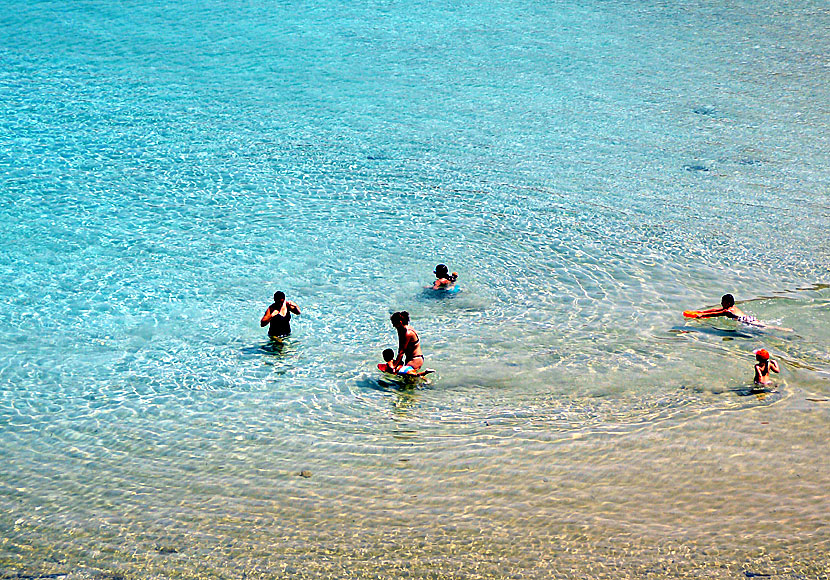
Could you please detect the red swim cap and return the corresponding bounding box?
[753,348,770,360]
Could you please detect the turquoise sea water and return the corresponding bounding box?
[1,0,828,577]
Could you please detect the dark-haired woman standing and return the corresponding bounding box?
[261,291,301,338]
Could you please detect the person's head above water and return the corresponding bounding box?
[754,348,770,361]
[433,264,458,283]
[274,291,286,304]
[721,294,735,308]
[390,311,410,328]
[382,348,394,362]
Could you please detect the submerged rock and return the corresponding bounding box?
[692,106,718,116]
[683,164,710,172]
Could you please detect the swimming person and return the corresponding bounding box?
[390,311,424,373]
[687,294,764,326]
[431,264,458,290]
[753,349,779,385]
[260,291,301,338]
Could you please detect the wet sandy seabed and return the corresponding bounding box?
[2,387,827,580]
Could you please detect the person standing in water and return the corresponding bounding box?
[753,348,780,385]
[260,291,301,338]
[432,264,458,290]
[390,311,424,374]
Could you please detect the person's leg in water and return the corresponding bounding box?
[398,355,435,377]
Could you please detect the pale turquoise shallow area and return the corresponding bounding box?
[0,0,828,578]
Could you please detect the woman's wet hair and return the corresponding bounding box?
[274,291,286,302]
[390,311,410,326]
[721,293,735,308]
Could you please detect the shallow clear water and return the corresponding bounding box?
[1,0,828,577]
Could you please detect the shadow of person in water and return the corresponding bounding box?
[239,337,300,376]
[240,336,295,356]
[730,383,781,403]
[260,336,291,355]
[354,375,425,415]
[419,286,461,301]
[670,325,755,340]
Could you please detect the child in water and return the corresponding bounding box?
[753,348,780,385]
[432,264,458,290]
[377,348,434,377]
[377,349,397,373]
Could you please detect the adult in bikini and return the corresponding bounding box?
[260,291,301,338]
[390,311,424,374]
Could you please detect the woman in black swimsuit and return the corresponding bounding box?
[390,311,424,372]
[260,291,301,338]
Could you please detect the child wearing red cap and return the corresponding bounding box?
[753,349,779,385]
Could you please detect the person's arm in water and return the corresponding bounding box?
[287,301,301,315]
[699,306,748,320]
[395,330,413,367]
[695,307,729,319]
[260,304,276,327]
[394,340,405,367]
[769,359,780,374]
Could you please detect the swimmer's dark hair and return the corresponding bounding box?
[434,264,458,282]
[721,294,735,308]
[382,348,394,361]
[274,291,286,302]
[390,311,410,326]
